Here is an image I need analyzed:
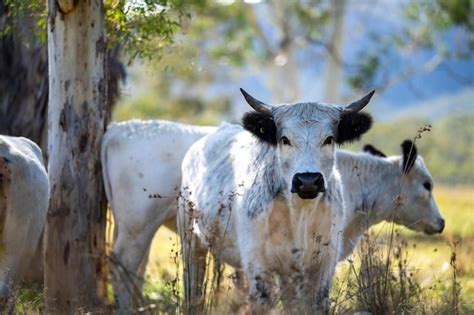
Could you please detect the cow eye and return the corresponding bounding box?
[323,136,334,146]
[423,181,432,191]
[280,136,291,146]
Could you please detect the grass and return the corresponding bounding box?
[14,185,474,313]
[141,185,474,313]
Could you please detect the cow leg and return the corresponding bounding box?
[178,202,208,315]
[136,243,151,280]
[245,266,275,315]
[238,235,275,313]
[111,218,162,314]
[310,247,338,313]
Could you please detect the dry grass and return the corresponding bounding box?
[140,185,474,314]
[12,186,473,314]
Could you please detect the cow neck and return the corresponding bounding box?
[338,152,402,227]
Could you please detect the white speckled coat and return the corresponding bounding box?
[180,101,350,312]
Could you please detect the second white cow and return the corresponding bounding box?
[101,121,444,312]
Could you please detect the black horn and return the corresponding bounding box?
[344,90,375,113]
[240,88,272,116]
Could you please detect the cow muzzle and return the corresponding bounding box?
[423,218,445,235]
[291,172,326,199]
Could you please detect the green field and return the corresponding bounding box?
[143,186,474,312]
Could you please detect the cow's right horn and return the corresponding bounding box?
[240,88,273,116]
[344,90,375,113]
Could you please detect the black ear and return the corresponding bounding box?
[401,139,418,173]
[363,144,387,157]
[336,112,373,144]
[242,112,277,145]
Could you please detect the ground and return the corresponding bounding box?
[15,186,474,313]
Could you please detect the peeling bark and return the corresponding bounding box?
[45,0,108,312]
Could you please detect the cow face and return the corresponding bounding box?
[393,141,445,234]
[241,89,374,200]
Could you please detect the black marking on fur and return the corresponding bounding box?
[401,139,417,174]
[315,283,330,311]
[242,111,277,145]
[254,275,270,300]
[325,190,333,202]
[336,112,372,144]
[363,144,387,157]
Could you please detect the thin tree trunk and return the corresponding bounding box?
[45,0,108,312]
[324,0,346,103]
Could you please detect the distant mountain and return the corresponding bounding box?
[374,88,474,122]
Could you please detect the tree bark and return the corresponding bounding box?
[0,1,124,156]
[323,0,346,103]
[45,0,108,313]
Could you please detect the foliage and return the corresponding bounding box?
[2,0,201,60]
[104,0,202,61]
[349,0,474,91]
[112,60,232,125]
[1,0,46,43]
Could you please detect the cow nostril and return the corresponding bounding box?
[435,218,445,233]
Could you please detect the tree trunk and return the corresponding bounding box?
[324,0,346,103]
[45,0,108,313]
[0,1,124,156]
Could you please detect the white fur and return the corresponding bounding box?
[100,120,443,310]
[0,136,49,297]
[100,119,215,310]
[338,150,444,260]
[179,99,348,313]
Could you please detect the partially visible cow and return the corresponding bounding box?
[0,136,49,298]
[100,120,215,311]
[101,119,444,312]
[339,140,444,260]
[179,89,374,313]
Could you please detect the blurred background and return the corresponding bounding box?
[113,0,473,186]
[1,0,473,312]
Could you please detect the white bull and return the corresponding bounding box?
[179,89,374,313]
[101,122,444,312]
[0,136,49,298]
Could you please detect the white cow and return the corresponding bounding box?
[101,122,444,312]
[0,136,49,298]
[179,89,375,313]
[100,120,215,311]
[338,141,444,260]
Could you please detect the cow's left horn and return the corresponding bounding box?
[344,90,375,113]
[240,88,273,116]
